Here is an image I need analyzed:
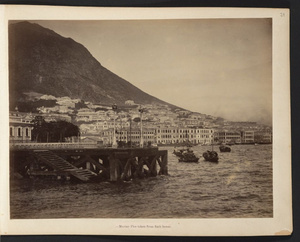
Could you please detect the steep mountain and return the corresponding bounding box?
[9,21,177,110]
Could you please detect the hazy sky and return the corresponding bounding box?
[31,19,272,125]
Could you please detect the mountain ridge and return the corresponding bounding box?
[9,21,180,110]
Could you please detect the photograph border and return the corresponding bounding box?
[0,5,292,236]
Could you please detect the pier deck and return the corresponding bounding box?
[10,143,168,182]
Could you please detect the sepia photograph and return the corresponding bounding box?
[0,6,291,236]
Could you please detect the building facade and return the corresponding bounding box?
[9,112,33,142]
[254,130,272,144]
[215,130,256,144]
[156,127,214,145]
[215,131,242,144]
[241,131,255,144]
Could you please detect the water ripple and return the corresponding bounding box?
[10,144,273,219]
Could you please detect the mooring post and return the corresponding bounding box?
[158,151,168,175]
[162,152,168,175]
[150,156,158,176]
[121,158,132,180]
[137,157,145,178]
[109,155,119,182]
[86,161,91,170]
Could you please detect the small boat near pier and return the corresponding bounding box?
[174,147,199,163]
[202,150,219,162]
[178,150,199,163]
[219,145,231,152]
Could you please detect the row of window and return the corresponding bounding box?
[123,136,155,140]
[157,129,212,134]
[157,134,211,139]
[10,127,30,137]
[118,137,155,140]
[159,135,173,139]
[158,140,208,144]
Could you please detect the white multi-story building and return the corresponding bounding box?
[254,129,272,144]
[214,130,257,144]
[214,131,241,144]
[156,126,214,145]
[156,126,178,144]
[241,131,255,143]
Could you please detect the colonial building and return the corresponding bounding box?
[101,127,156,146]
[254,129,272,144]
[9,111,34,143]
[214,131,242,144]
[215,130,255,144]
[241,131,255,144]
[156,126,178,144]
[156,126,214,145]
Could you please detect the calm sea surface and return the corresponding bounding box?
[10,144,273,219]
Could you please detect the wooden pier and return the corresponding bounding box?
[10,143,168,182]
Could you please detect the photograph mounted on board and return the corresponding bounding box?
[1,6,291,236]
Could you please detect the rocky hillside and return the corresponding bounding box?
[9,21,176,110]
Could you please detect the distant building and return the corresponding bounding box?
[189,113,204,120]
[215,131,242,144]
[183,118,200,127]
[156,126,213,145]
[124,128,156,145]
[80,135,103,145]
[40,113,71,123]
[125,100,135,105]
[101,127,156,146]
[254,130,272,144]
[215,130,257,144]
[76,108,104,122]
[176,110,190,116]
[241,131,255,144]
[40,94,57,100]
[102,128,114,145]
[156,126,178,144]
[228,121,257,126]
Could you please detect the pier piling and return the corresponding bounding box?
[10,144,168,182]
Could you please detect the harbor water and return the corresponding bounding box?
[10,144,272,219]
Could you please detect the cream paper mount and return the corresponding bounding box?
[0,5,292,236]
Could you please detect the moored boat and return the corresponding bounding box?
[173,150,183,157]
[173,147,194,158]
[202,150,219,162]
[173,148,186,158]
[178,151,199,163]
[174,147,199,162]
[219,145,231,152]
